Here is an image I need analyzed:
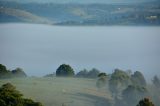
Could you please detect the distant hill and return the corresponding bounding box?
[0,7,53,24]
[0,0,157,4]
[0,1,160,25]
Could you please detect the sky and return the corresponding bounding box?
[0,23,160,81]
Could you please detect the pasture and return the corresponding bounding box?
[0,77,112,106]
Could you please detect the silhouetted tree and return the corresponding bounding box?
[56,64,74,77]
[137,98,155,106]
[131,71,147,87]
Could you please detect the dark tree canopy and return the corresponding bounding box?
[131,71,147,87]
[137,98,155,106]
[0,83,43,106]
[56,64,75,77]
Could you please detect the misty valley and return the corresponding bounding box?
[0,23,160,106]
[0,0,160,105]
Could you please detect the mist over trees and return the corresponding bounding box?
[152,75,160,88]
[76,68,100,78]
[121,85,148,106]
[96,72,108,88]
[12,68,27,78]
[109,69,131,99]
[131,71,147,87]
[0,64,27,79]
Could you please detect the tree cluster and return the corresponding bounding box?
[76,68,100,78]
[0,64,27,79]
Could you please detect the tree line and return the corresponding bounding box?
[1,63,160,106]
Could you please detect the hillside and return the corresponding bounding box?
[0,77,112,106]
[0,7,53,24]
[0,1,160,25]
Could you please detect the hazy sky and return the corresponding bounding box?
[0,23,160,80]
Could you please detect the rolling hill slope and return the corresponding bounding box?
[0,7,53,24]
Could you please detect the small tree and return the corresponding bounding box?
[137,98,155,106]
[56,64,74,77]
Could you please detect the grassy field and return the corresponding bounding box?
[0,77,112,106]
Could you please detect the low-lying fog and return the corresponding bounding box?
[0,23,160,80]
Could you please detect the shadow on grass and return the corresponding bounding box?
[69,92,113,106]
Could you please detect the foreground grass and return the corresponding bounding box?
[0,77,112,106]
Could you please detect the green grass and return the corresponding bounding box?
[0,77,112,106]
